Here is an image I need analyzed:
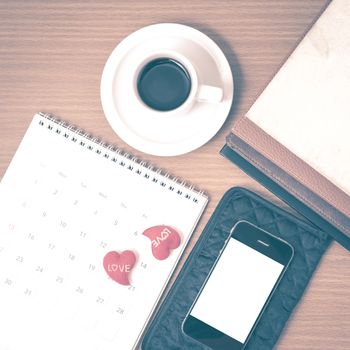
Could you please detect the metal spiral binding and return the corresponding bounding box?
[38,112,206,203]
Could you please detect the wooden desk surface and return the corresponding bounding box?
[0,1,349,349]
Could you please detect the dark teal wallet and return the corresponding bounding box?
[141,187,331,350]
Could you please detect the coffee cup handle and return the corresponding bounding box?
[196,85,223,103]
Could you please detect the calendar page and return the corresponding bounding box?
[0,113,207,350]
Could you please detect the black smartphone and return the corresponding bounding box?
[182,220,294,350]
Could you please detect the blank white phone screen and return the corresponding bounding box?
[190,238,284,343]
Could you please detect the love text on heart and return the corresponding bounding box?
[151,227,172,248]
[107,264,131,272]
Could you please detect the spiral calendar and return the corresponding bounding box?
[0,113,208,350]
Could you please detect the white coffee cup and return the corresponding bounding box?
[132,49,223,116]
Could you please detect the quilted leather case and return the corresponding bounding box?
[141,187,331,350]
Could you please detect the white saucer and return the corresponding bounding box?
[100,23,234,156]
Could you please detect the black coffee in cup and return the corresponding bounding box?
[137,58,191,112]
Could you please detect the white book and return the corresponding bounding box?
[246,0,350,196]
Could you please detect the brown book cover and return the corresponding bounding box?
[223,0,350,250]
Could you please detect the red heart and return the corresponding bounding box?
[143,225,181,260]
[103,250,136,286]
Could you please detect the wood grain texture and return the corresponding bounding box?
[0,1,349,349]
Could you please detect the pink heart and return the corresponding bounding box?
[103,250,136,286]
[143,225,181,260]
